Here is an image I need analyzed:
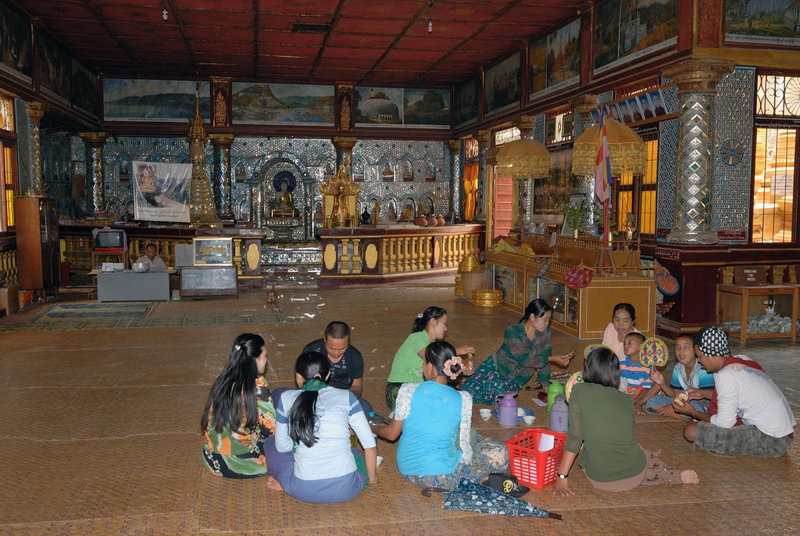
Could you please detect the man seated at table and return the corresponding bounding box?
[135,243,167,272]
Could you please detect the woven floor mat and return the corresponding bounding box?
[0,436,199,525]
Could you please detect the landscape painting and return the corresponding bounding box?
[232,83,334,124]
[547,19,581,91]
[484,52,520,115]
[354,87,403,125]
[454,78,478,126]
[594,0,621,71]
[104,79,209,121]
[0,1,32,81]
[403,88,450,126]
[596,0,678,73]
[71,59,97,116]
[529,38,548,95]
[725,0,800,46]
[37,30,71,102]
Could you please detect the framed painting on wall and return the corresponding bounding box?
[0,1,33,81]
[404,88,450,127]
[354,87,403,125]
[103,79,210,122]
[484,53,520,115]
[725,0,800,46]
[232,82,334,124]
[454,78,478,126]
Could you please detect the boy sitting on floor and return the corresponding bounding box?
[618,332,652,409]
[636,333,715,418]
[677,326,795,458]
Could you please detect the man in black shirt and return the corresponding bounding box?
[302,321,373,416]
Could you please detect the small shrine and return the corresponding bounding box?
[320,163,361,228]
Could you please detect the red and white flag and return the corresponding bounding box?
[594,115,612,203]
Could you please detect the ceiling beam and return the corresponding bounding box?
[80,0,137,64]
[165,0,199,73]
[307,0,347,83]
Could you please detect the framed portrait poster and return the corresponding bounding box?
[193,237,233,266]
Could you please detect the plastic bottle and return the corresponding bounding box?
[549,395,569,433]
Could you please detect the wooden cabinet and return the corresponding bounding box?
[14,196,59,291]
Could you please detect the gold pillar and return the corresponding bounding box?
[332,136,357,176]
[28,102,45,196]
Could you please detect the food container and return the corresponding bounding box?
[131,261,150,273]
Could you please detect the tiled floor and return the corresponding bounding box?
[0,285,797,535]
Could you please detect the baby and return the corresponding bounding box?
[618,332,652,405]
[637,334,715,419]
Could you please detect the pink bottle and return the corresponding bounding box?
[495,392,518,427]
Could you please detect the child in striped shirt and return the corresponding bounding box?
[618,332,652,402]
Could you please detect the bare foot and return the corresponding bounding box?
[266,476,283,491]
[680,470,699,485]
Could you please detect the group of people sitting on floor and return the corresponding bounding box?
[201,300,796,503]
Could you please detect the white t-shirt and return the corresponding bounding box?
[135,255,167,272]
[275,387,375,481]
[710,355,796,438]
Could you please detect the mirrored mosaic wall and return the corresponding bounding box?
[48,135,451,240]
[711,67,755,234]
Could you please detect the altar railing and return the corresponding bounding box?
[318,224,484,287]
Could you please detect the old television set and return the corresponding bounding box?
[94,229,125,251]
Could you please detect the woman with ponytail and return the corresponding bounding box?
[201,333,276,479]
[373,341,508,490]
[385,306,475,410]
[264,352,377,503]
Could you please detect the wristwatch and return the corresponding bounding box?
[556,472,568,479]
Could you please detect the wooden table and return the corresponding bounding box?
[716,284,798,345]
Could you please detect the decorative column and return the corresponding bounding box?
[332,136,357,174]
[571,94,598,138]
[511,115,535,230]
[301,172,315,239]
[447,139,461,219]
[78,131,108,216]
[209,134,235,225]
[476,129,491,220]
[27,102,45,196]
[662,59,733,244]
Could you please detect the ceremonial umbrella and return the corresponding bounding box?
[422,479,564,520]
[495,137,551,237]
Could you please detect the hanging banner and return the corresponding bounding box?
[132,161,191,222]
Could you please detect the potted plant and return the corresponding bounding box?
[558,200,590,237]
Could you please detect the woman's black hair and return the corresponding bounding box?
[201,333,265,434]
[582,347,620,389]
[412,306,447,333]
[612,302,636,322]
[520,298,553,323]
[425,341,460,377]
[288,352,330,448]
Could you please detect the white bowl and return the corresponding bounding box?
[522,415,535,425]
[479,408,492,421]
[132,262,150,273]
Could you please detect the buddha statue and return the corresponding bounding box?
[271,180,297,217]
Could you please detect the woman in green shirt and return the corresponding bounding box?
[385,306,474,410]
[553,347,698,495]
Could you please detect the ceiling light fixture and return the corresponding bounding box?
[427,1,434,33]
[162,8,168,21]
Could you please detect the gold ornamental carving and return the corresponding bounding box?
[27,101,45,125]
[323,243,337,270]
[570,94,599,122]
[214,90,227,127]
[662,59,734,94]
[246,243,260,271]
[447,139,461,154]
[320,162,361,228]
[79,131,108,147]
[364,243,378,269]
[187,84,222,227]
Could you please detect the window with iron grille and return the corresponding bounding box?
[751,74,799,244]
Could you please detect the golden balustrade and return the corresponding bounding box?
[318,224,484,287]
[0,237,18,285]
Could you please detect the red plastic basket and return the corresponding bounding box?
[504,428,567,489]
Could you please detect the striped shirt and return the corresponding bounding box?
[619,356,652,398]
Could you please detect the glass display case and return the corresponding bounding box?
[536,277,566,324]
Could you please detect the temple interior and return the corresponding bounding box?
[0,0,798,534]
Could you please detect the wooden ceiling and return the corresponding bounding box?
[13,0,585,87]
